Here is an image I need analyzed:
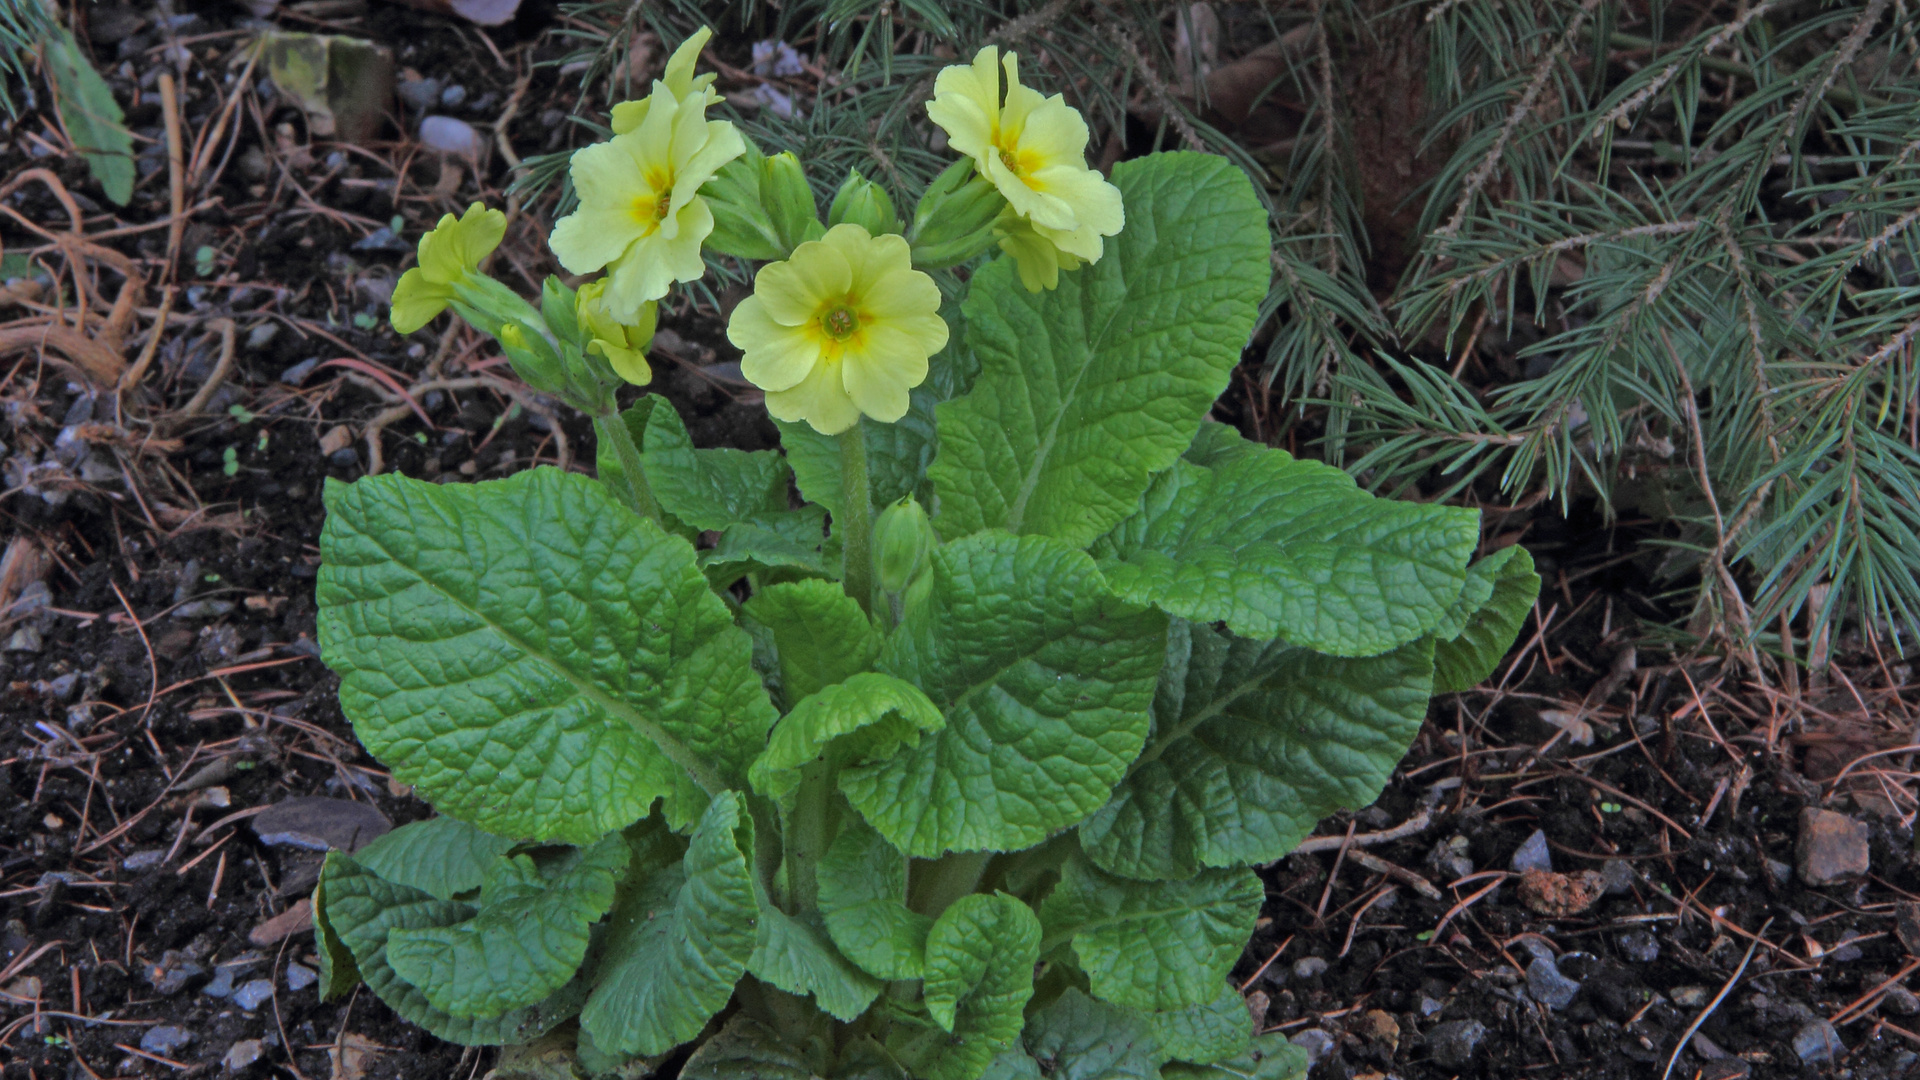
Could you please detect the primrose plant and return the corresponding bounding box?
[313,29,1540,1080]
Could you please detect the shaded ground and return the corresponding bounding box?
[2,3,1918,1079]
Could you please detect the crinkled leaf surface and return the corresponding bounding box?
[1080,621,1434,880]
[1144,985,1252,1065]
[703,508,833,589]
[318,468,775,844]
[1018,989,1163,1080]
[318,852,584,1045]
[352,816,518,901]
[1159,1035,1306,1080]
[930,153,1269,548]
[621,397,791,532]
[45,30,134,205]
[311,876,359,1000]
[744,580,883,705]
[1040,855,1262,1012]
[750,673,943,802]
[682,1016,822,1080]
[897,893,1040,1080]
[748,898,883,1022]
[817,817,931,980]
[1091,450,1479,656]
[840,532,1167,856]
[580,792,758,1057]
[386,836,628,1019]
[1431,546,1539,693]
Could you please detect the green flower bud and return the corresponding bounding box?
[872,495,936,594]
[540,275,581,345]
[763,151,821,254]
[828,169,900,237]
[908,158,1008,270]
[703,140,789,262]
[495,321,570,399]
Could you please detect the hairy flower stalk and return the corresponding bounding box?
[927,46,1122,291]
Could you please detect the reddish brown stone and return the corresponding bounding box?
[1517,868,1606,917]
[1796,808,1870,886]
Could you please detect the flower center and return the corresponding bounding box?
[999,148,1021,175]
[820,305,860,341]
[629,193,672,229]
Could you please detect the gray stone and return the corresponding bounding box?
[1289,1029,1335,1064]
[146,951,206,996]
[1764,858,1793,885]
[6,626,42,653]
[285,963,317,992]
[279,358,320,385]
[122,849,167,872]
[171,600,234,619]
[1600,858,1636,895]
[1525,956,1580,1010]
[224,1038,264,1071]
[1793,1019,1843,1063]
[1670,985,1709,1008]
[1886,986,1920,1016]
[1418,995,1445,1018]
[1428,1020,1486,1069]
[1617,929,1660,963]
[1690,1031,1728,1059]
[397,77,440,111]
[251,796,391,853]
[140,1025,195,1056]
[232,978,275,1011]
[419,115,483,156]
[202,965,236,999]
[1510,829,1552,873]
[1796,807,1870,886]
[439,84,466,107]
[1291,957,1328,980]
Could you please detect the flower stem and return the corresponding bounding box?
[837,423,874,615]
[593,408,660,524]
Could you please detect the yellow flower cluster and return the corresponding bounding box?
[549,29,743,322]
[926,46,1123,291]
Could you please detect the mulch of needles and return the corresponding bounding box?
[2,3,1918,1080]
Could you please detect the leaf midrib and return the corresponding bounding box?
[354,525,726,798]
[1121,648,1287,780]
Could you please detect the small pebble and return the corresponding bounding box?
[202,965,236,999]
[140,1025,195,1056]
[232,978,274,1011]
[1617,929,1660,963]
[252,796,392,853]
[1525,956,1581,1010]
[1600,858,1635,895]
[1418,995,1444,1018]
[397,76,440,111]
[419,115,483,157]
[329,447,360,468]
[1793,1018,1843,1063]
[1691,1031,1729,1060]
[246,322,279,350]
[285,963,317,992]
[1764,858,1792,885]
[1885,986,1920,1016]
[146,951,206,996]
[1427,1019,1486,1069]
[1510,829,1552,873]
[1832,942,1862,962]
[171,599,235,620]
[121,849,167,872]
[224,1038,264,1071]
[1289,1028,1334,1064]
[1670,985,1709,1008]
[439,83,466,107]
[1291,957,1327,980]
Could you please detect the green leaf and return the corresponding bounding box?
[703,508,833,589]
[840,532,1167,857]
[386,836,629,1019]
[1159,1035,1306,1080]
[318,851,586,1045]
[580,791,759,1058]
[311,876,360,1000]
[1181,422,1262,471]
[1431,546,1540,692]
[1143,985,1252,1065]
[615,397,791,532]
[929,153,1269,548]
[748,902,884,1022]
[1080,621,1434,880]
[682,1016,822,1080]
[1018,989,1163,1080]
[1039,856,1262,1012]
[317,468,776,844]
[750,673,944,802]
[898,893,1040,1080]
[1091,449,1480,656]
[352,816,518,900]
[743,580,883,705]
[44,30,133,206]
[817,817,932,980]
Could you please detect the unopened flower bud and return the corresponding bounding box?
[764,151,822,252]
[872,495,936,594]
[908,158,1007,270]
[828,169,900,237]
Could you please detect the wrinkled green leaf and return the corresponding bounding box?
[1019,989,1163,1080]
[682,1016,822,1080]
[1080,621,1434,880]
[44,29,133,206]
[1093,450,1479,656]
[617,397,791,532]
[1159,1035,1306,1080]
[743,580,883,705]
[386,836,628,1019]
[1431,546,1540,692]
[817,817,931,981]
[311,875,360,1000]
[750,673,944,802]
[580,792,758,1058]
[841,532,1167,857]
[319,851,585,1045]
[352,816,518,901]
[1144,985,1253,1066]
[930,153,1269,548]
[898,893,1040,1080]
[1039,855,1262,1012]
[318,468,775,844]
[703,508,833,589]
[748,901,884,1022]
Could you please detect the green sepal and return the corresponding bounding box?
[909,159,1007,270]
[829,168,901,236]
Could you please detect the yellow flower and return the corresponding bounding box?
[548,85,744,321]
[925,46,1123,273]
[577,279,658,386]
[610,27,722,135]
[389,202,505,333]
[727,224,947,435]
[994,211,1084,293]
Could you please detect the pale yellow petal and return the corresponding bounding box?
[857,260,943,323]
[842,322,931,422]
[609,98,648,136]
[590,338,653,386]
[1033,218,1105,263]
[1014,96,1093,170]
[663,26,713,99]
[764,236,854,323]
[766,357,861,434]
[730,297,820,392]
[997,228,1060,291]
[926,47,1000,161]
[416,210,464,281]
[986,155,1077,232]
[1030,163,1124,237]
[550,207,641,275]
[389,269,452,333]
[672,120,746,208]
[834,226,912,296]
[998,81,1048,148]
